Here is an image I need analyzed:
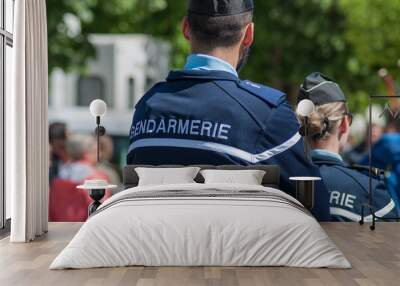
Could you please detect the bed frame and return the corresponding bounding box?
[123,165,280,189]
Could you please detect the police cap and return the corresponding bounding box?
[188,0,254,17]
[298,72,346,106]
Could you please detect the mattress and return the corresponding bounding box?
[50,183,351,269]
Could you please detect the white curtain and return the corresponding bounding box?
[7,0,49,242]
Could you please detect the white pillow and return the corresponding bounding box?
[135,167,201,186]
[200,169,266,185]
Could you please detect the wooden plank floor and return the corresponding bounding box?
[0,223,399,286]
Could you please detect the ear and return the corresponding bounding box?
[339,116,350,135]
[242,22,254,48]
[182,16,191,42]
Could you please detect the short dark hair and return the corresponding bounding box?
[49,122,67,143]
[188,12,253,49]
[386,117,400,133]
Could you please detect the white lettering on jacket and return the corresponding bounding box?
[131,119,232,141]
[330,191,356,209]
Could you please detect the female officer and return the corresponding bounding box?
[297,72,399,222]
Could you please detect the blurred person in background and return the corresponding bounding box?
[344,123,384,164]
[59,134,109,183]
[297,72,399,221]
[97,136,121,187]
[384,117,400,134]
[49,122,69,182]
[363,118,400,207]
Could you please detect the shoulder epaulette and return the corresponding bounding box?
[238,80,286,107]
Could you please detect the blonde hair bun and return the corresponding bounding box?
[298,102,348,142]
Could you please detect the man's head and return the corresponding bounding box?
[49,122,69,161]
[182,0,254,71]
[65,135,86,162]
[385,117,400,134]
[49,122,67,144]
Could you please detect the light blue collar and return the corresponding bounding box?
[184,54,238,77]
[312,149,343,162]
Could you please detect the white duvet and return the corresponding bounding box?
[50,183,351,269]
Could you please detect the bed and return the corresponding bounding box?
[50,165,350,269]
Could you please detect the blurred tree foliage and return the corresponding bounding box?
[47,0,400,111]
[339,0,400,111]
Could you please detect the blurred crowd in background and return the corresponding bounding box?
[49,122,122,190]
[344,116,400,165]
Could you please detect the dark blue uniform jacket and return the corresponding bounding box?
[127,70,331,221]
[312,151,398,221]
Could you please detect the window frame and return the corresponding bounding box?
[0,0,14,231]
[77,75,105,107]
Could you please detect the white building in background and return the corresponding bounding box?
[49,34,171,136]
